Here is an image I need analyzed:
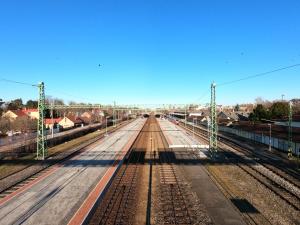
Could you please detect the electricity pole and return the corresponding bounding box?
[37,82,47,160]
[288,101,293,158]
[209,82,218,156]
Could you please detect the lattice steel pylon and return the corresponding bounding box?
[37,82,47,160]
[209,82,218,156]
[288,101,293,158]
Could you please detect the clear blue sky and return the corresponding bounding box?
[0,0,299,105]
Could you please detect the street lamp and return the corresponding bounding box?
[268,124,272,151]
[113,101,116,128]
[193,118,196,140]
[105,116,109,137]
[185,105,187,127]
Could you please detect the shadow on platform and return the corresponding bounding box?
[230,198,259,214]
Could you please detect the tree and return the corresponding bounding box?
[249,112,257,122]
[0,98,3,116]
[54,98,65,105]
[7,98,23,110]
[45,97,64,105]
[255,97,264,104]
[270,102,289,119]
[250,104,270,121]
[255,97,272,108]
[69,101,78,105]
[13,117,37,133]
[25,100,38,108]
[234,104,240,111]
[0,117,11,135]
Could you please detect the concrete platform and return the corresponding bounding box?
[158,118,209,158]
[0,118,146,225]
[158,118,247,225]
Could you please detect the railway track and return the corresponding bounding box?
[153,121,195,225]
[0,120,135,200]
[89,151,142,225]
[215,131,300,189]
[89,117,208,225]
[180,122,300,212]
[88,118,149,225]
[183,122,300,185]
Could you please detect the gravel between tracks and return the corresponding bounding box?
[180,124,300,225]
[151,118,213,225]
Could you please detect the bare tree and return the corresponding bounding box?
[0,117,11,135]
[12,117,37,133]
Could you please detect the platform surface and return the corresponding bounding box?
[158,118,209,158]
[0,118,145,225]
[158,118,247,225]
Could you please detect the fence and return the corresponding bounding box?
[219,126,300,155]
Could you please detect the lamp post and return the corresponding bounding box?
[185,105,187,127]
[105,116,109,136]
[193,118,196,140]
[268,124,272,151]
[113,101,116,128]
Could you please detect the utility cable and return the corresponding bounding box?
[0,78,37,87]
[217,63,300,87]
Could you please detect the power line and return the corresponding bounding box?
[0,77,98,103]
[193,88,210,104]
[190,63,300,105]
[217,63,300,87]
[0,78,37,87]
[46,88,102,104]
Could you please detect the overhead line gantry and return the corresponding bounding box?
[36,82,148,160]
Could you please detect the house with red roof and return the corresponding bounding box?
[2,110,29,121]
[45,118,62,129]
[58,116,84,129]
[21,108,39,119]
[2,108,39,121]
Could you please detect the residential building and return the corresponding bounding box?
[218,111,239,121]
[45,118,62,129]
[2,110,28,120]
[22,108,39,119]
[81,111,93,119]
[58,116,84,129]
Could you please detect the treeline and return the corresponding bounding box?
[0,98,66,117]
[2,98,66,111]
[249,101,297,121]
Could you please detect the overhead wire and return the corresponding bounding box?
[217,63,300,87]
[0,77,100,103]
[1,62,300,107]
[46,88,99,103]
[0,78,37,87]
[188,63,300,106]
